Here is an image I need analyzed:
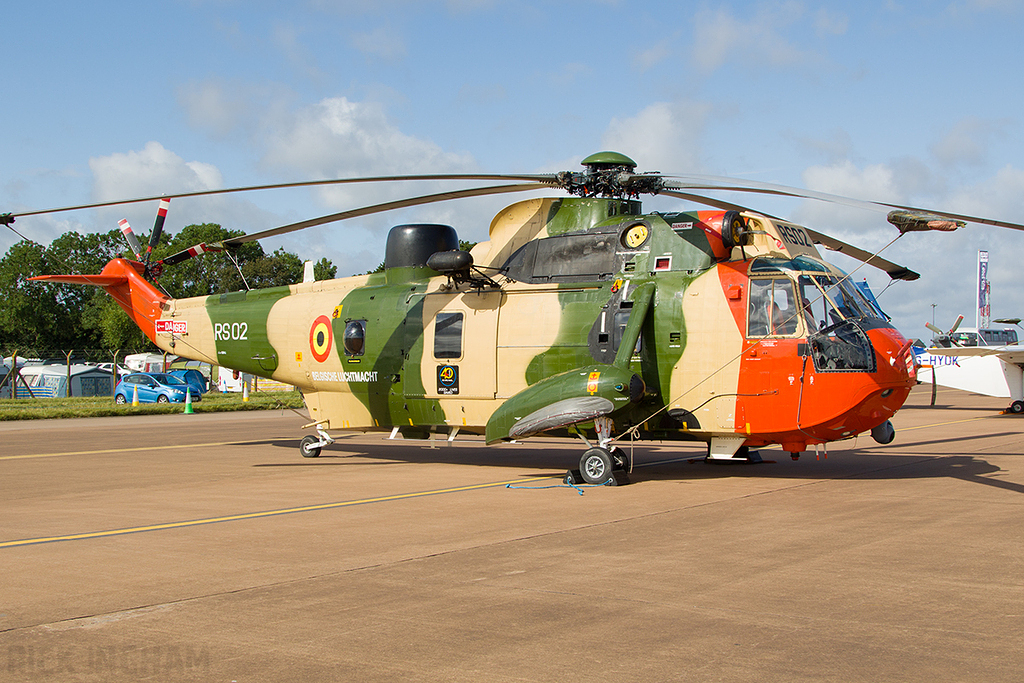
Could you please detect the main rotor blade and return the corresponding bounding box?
[223,183,547,246]
[659,189,756,214]
[5,173,557,220]
[804,229,920,281]
[661,176,1024,232]
[661,189,920,281]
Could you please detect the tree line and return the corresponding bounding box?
[0,223,336,355]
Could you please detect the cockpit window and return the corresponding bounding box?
[749,256,831,274]
[798,276,837,332]
[750,256,890,323]
[748,277,800,337]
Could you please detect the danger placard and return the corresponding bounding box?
[156,319,187,335]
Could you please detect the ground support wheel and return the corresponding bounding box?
[1010,400,1024,414]
[580,447,614,485]
[299,435,322,458]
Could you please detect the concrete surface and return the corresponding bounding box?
[0,384,1022,681]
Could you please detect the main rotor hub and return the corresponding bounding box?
[580,151,637,172]
[556,151,663,199]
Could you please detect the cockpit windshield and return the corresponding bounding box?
[749,257,888,332]
[747,257,882,372]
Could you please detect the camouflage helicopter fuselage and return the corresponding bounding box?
[73,194,914,459]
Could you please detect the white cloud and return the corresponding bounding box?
[255,96,490,270]
[930,117,1010,167]
[89,142,223,202]
[691,3,812,73]
[86,142,284,253]
[601,101,711,173]
[803,160,901,202]
[178,80,297,140]
[261,96,474,182]
[789,128,854,163]
[178,81,244,137]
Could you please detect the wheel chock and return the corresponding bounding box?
[563,469,631,486]
[607,470,631,486]
[564,469,584,485]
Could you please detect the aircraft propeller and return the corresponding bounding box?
[926,315,965,347]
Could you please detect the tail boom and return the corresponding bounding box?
[30,258,169,344]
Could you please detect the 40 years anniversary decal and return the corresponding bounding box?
[309,315,333,363]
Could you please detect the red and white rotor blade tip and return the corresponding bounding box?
[117,219,144,260]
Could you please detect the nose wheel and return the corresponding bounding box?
[580,447,613,484]
[564,417,631,486]
[568,446,630,486]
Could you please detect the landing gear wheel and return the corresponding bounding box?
[580,447,614,485]
[1011,400,1024,414]
[610,447,629,471]
[115,394,126,405]
[156,395,169,404]
[300,435,322,458]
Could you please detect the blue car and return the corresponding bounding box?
[168,368,208,395]
[114,372,201,404]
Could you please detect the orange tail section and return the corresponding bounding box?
[30,259,169,344]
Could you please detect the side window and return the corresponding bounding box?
[747,278,799,337]
[771,279,798,335]
[434,312,464,359]
[343,320,366,357]
[747,280,772,337]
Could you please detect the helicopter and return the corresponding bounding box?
[11,151,1023,485]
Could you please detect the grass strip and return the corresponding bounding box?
[0,391,305,420]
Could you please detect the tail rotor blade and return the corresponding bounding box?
[160,241,226,267]
[144,198,170,265]
[117,219,144,260]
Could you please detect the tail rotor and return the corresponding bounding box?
[143,198,170,277]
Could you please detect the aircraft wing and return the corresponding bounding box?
[926,346,1024,365]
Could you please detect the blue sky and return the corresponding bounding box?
[4,0,1024,338]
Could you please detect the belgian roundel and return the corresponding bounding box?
[309,315,333,363]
